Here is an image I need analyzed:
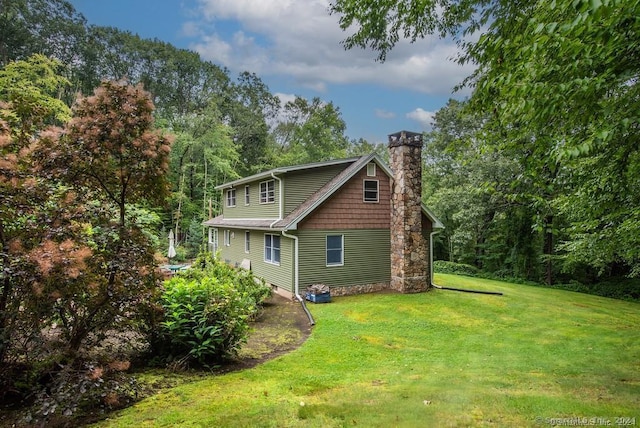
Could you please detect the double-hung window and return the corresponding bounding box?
[245,231,251,253]
[226,188,236,207]
[363,180,379,202]
[326,235,344,266]
[264,234,280,265]
[260,180,275,203]
[224,229,231,246]
[244,185,250,205]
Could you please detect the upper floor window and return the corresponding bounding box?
[363,180,379,203]
[244,185,250,205]
[226,188,236,207]
[367,162,376,177]
[260,180,275,204]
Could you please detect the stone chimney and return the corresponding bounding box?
[388,131,429,293]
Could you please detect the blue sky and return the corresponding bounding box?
[68,0,474,144]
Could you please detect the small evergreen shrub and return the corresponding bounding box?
[153,252,271,367]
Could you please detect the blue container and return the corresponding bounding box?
[306,292,331,303]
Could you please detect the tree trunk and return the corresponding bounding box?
[544,215,554,285]
[0,220,12,362]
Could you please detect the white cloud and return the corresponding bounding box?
[181,21,201,38]
[406,108,435,130]
[375,109,396,119]
[274,92,297,105]
[189,0,474,95]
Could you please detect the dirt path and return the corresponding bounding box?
[222,293,314,372]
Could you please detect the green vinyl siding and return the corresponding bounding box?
[217,228,294,293]
[297,229,390,288]
[284,164,349,215]
[218,229,248,267]
[223,181,280,219]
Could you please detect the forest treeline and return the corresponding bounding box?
[2,0,639,288]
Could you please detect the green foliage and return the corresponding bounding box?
[0,54,70,141]
[433,260,479,277]
[547,278,640,302]
[271,96,349,167]
[153,253,271,366]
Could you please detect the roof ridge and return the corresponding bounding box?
[215,155,364,190]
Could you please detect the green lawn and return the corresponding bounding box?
[98,274,640,427]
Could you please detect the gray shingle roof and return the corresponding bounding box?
[204,154,444,230]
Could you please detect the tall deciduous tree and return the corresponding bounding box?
[0,0,86,68]
[272,96,349,165]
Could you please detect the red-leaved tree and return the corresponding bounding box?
[32,80,174,356]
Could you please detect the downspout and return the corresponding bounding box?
[269,172,283,229]
[281,229,315,326]
[429,230,441,289]
[270,173,315,325]
[429,230,503,296]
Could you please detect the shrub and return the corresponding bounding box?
[548,278,640,302]
[25,360,139,427]
[433,260,480,277]
[153,252,271,367]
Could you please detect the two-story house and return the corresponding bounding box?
[204,131,444,300]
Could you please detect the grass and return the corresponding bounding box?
[97,274,640,427]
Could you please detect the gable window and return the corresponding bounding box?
[245,231,250,253]
[367,162,376,177]
[326,235,344,266]
[226,188,236,207]
[244,185,250,205]
[363,180,379,202]
[264,234,280,265]
[260,180,275,204]
[224,229,231,246]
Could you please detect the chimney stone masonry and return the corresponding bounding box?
[388,130,429,293]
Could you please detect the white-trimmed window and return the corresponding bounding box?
[260,180,275,204]
[264,234,280,265]
[244,185,250,205]
[245,231,250,253]
[326,235,344,266]
[226,188,236,207]
[224,229,231,246]
[367,162,376,177]
[363,180,379,202]
[208,228,218,253]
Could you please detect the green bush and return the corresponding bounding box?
[153,252,271,367]
[547,278,640,302]
[433,260,480,277]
